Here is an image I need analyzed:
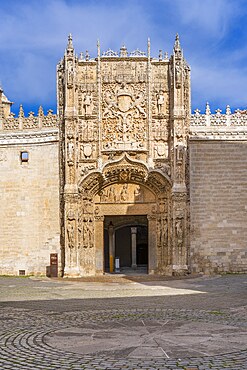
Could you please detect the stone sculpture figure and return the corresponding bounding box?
[157,91,165,114]
[83,93,93,115]
[67,222,74,248]
[175,218,183,249]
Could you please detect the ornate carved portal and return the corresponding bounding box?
[59,36,190,277]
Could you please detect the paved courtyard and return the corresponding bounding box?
[0,273,246,369]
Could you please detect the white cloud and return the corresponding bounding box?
[1,0,247,114]
[173,0,238,38]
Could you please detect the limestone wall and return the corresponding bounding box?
[0,134,60,276]
[189,140,247,273]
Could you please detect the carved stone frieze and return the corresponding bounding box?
[95,183,154,204]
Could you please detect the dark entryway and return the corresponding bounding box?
[104,215,148,272]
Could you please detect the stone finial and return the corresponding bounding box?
[67,33,73,50]
[159,50,163,61]
[97,39,100,58]
[85,50,90,61]
[174,33,181,53]
[147,38,151,59]
[79,52,84,61]
[120,45,128,57]
[194,108,201,116]
[164,52,168,59]
[38,106,44,117]
[18,104,24,118]
[226,104,231,115]
[215,108,222,115]
[205,102,211,115]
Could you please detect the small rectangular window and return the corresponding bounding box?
[20,151,29,163]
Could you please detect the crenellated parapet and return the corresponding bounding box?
[0,93,59,145]
[0,105,58,132]
[190,103,247,140]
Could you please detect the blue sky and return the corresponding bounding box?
[1,0,247,116]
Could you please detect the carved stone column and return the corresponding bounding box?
[171,191,188,275]
[108,222,115,273]
[63,195,80,277]
[147,215,157,274]
[131,227,137,269]
[94,215,104,275]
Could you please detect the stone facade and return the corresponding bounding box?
[0,97,60,276]
[0,35,246,277]
[190,106,247,274]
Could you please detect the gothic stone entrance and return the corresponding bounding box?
[60,36,190,277]
[94,181,159,275]
[104,215,148,273]
[62,160,188,277]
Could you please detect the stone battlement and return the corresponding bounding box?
[190,103,247,140]
[0,105,58,131]
[191,103,247,126]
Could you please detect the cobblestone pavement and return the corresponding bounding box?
[0,274,246,369]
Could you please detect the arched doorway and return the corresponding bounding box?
[104,215,148,273]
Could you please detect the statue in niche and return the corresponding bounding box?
[134,185,142,202]
[175,61,182,88]
[83,218,94,248]
[83,93,93,115]
[67,140,74,163]
[83,218,89,248]
[99,188,108,202]
[176,144,185,163]
[78,214,82,249]
[175,218,183,249]
[88,218,93,248]
[162,218,168,246]
[120,184,128,201]
[175,164,183,183]
[157,91,165,114]
[157,219,162,247]
[108,186,116,203]
[67,61,73,85]
[67,221,74,248]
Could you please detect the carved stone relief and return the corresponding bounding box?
[102,82,147,150]
[175,144,186,183]
[78,91,96,116]
[80,143,96,160]
[95,183,154,204]
[58,39,191,276]
[151,119,168,141]
[78,120,98,142]
[79,163,97,177]
[66,209,76,249]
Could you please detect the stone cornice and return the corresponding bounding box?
[189,126,247,141]
[0,129,59,145]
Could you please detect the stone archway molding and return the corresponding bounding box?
[78,153,171,197]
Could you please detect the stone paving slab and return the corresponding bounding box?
[0,274,246,369]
